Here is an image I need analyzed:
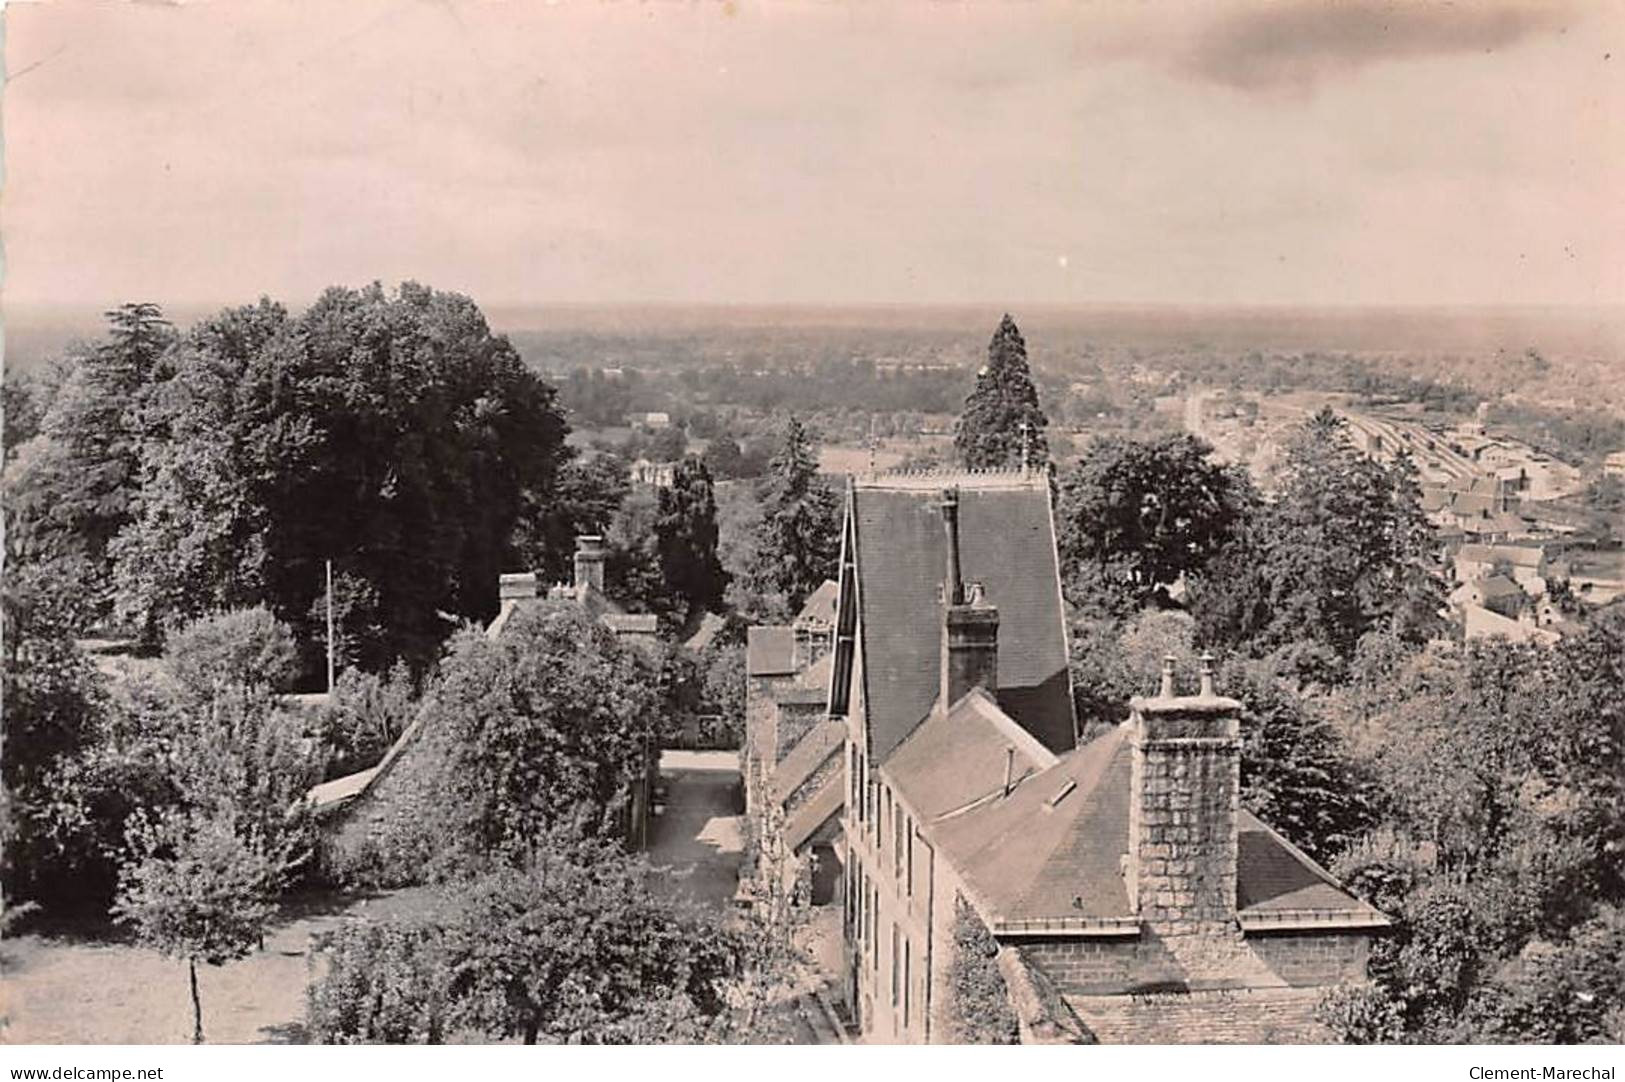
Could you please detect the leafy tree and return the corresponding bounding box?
[306,921,453,1044]
[112,285,571,671]
[2,369,46,463]
[954,314,1049,470]
[605,485,679,617]
[656,457,728,616]
[1056,435,1253,613]
[516,451,630,587]
[162,606,297,699]
[113,809,278,1044]
[1463,905,1625,1044]
[5,304,176,622]
[317,661,418,777]
[745,417,840,614]
[1321,612,1625,1042]
[1227,658,1378,864]
[309,832,737,1045]
[444,836,734,1044]
[701,435,745,481]
[0,566,113,908]
[380,605,664,876]
[1191,410,1445,673]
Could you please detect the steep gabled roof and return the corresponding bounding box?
[884,689,1059,820]
[847,472,1074,762]
[768,719,846,805]
[795,580,841,629]
[784,773,844,852]
[920,724,1387,933]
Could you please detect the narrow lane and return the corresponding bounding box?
[646,749,745,909]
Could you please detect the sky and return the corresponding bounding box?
[3,0,1622,312]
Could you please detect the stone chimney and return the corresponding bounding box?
[939,488,999,709]
[1125,654,1243,929]
[573,534,608,594]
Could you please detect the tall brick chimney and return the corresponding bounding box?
[1125,654,1243,929]
[574,534,608,594]
[939,488,999,709]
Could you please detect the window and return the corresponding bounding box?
[893,811,904,879]
[903,939,911,1030]
[850,745,860,820]
[906,823,914,896]
[871,886,879,970]
[890,924,899,1009]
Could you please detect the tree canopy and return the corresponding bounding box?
[1056,433,1253,616]
[954,314,1049,470]
[743,417,840,616]
[1191,409,1445,676]
[656,457,728,617]
[106,284,570,671]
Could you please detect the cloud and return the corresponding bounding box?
[1181,2,1571,93]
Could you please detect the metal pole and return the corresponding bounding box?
[325,558,335,694]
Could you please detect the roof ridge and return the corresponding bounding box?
[960,689,1061,769]
[853,467,1048,490]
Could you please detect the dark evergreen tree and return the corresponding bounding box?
[656,457,728,615]
[1191,409,1446,674]
[746,417,840,614]
[954,314,1049,470]
[5,303,176,621]
[701,434,745,481]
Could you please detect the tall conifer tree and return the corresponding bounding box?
[747,417,840,613]
[955,314,1050,470]
[656,456,728,615]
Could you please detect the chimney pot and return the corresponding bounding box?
[1199,651,1216,697]
[1159,655,1177,698]
[939,488,964,606]
[573,534,607,594]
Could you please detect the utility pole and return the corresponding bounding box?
[325,559,335,694]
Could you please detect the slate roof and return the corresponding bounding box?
[1476,574,1525,602]
[910,722,1386,931]
[850,474,1074,761]
[1458,543,1545,568]
[796,580,840,629]
[784,773,844,852]
[768,719,846,805]
[884,689,1059,820]
[747,626,798,677]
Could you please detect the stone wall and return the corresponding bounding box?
[1019,928,1372,997]
[1065,986,1334,1044]
[1251,930,1371,987]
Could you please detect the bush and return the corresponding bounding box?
[308,920,454,1044]
[947,895,1019,1044]
[164,606,297,696]
[317,662,418,778]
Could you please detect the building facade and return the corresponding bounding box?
[829,469,1389,1044]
